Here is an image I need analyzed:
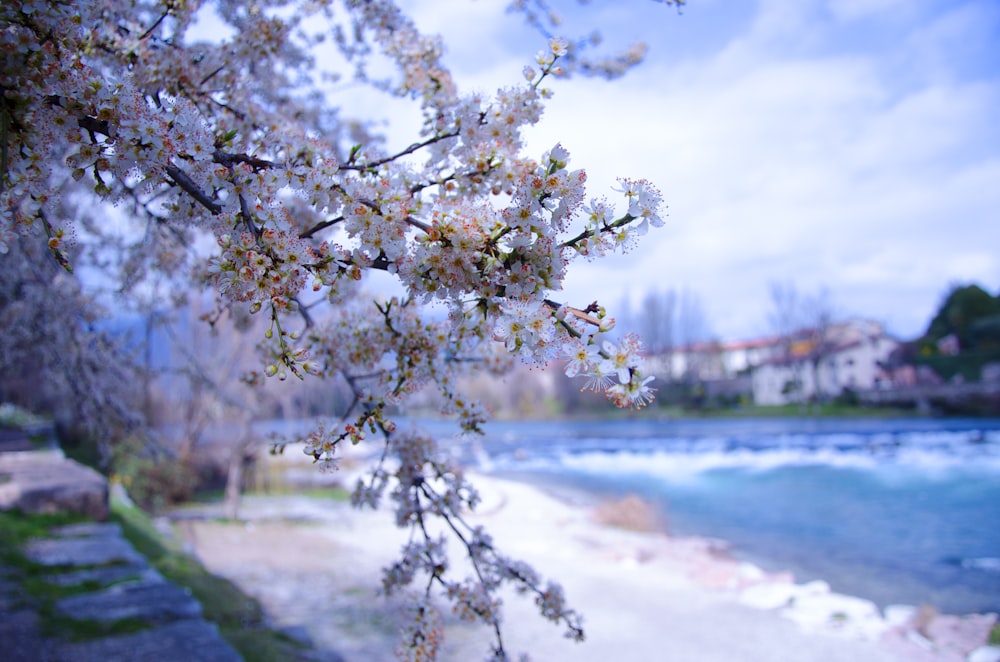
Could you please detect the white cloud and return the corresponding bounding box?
[289,1,998,342]
[486,0,1000,341]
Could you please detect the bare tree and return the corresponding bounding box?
[767,282,837,403]
[640,289,676,352]
[637,288,677,381]
[768,282,806,401]
[802,287,839,402]
[675,288,714,382]
[677,289,711,347]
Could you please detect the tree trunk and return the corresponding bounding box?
[224,424,252,521]
[224,447,243,521]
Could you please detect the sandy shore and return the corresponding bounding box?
[171,471,997,662]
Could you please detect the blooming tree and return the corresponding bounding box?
[1,0,680,658]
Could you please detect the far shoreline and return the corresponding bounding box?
[483,403,973,422]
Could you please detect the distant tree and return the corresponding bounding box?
[640,288,676,352]
[0,235,142,458]
[916,283,1000,381]
[156,296,278,518]
[766,282,838,403]
[635,287,676,384]
[767,281,804,401]
[676,289,711,346]
[923,284,1000,351]
[801,287,839,402]
[675,288,714,382]
[970,315,1000,351]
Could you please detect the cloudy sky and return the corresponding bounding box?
[385,0,1000,342]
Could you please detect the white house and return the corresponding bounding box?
[751,320,899,405]
[642,319,899,405]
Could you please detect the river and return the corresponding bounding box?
[424,416,1000,615]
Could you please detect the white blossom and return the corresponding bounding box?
[0,0,674,658]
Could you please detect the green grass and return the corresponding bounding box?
[39,608,152,641]
[294,486,350,501]
[187,487,227,503]
[0,402,48,428]
[22,575,113,600]
[704,403,917,418]
[0,510,88,579]
[110,494,313,662]
[0,510,85,546]
[190,484,350,505]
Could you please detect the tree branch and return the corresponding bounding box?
[299,214,344,239]
[340,129,460,172]
[165,163,222,214]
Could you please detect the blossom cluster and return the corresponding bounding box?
[353,430,585,660]
[1,1,672,659]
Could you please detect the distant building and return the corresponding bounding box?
[750,319,899,405]
[644,319,900,406]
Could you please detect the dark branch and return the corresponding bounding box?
[165,163,222,214]
[299,215,344,239]
[214,150,275,170]
[340,129,460,172]
[138,8,170,41]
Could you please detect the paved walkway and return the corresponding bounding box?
[0,427,243,661]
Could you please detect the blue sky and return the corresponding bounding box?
[394,0,1000,341]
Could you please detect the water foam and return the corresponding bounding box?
[479,423,1000,479]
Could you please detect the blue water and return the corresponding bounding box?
[450,417,1000,615]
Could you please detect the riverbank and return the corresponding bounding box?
[171,470,998,662]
